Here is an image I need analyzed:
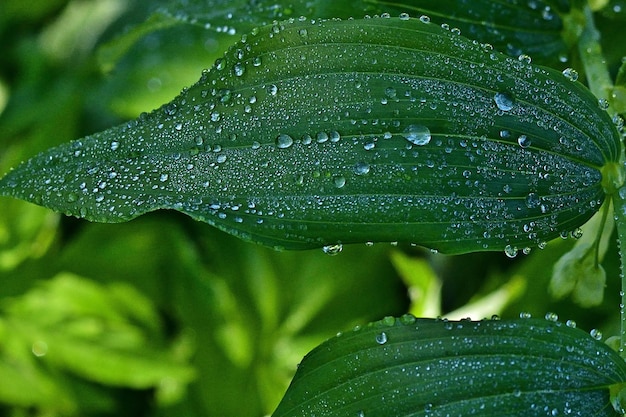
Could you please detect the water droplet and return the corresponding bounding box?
[334,176,346,188]
[316,132,329,143]
[375,332,388,344]
[217,154,227,163]
[363,141,376,151]
[400,313,416,325]
[517,135,531,148]
[519,312,532,319]
[276,134,294,149]
[566,320,577,328]
[399,12,410,20]
[518,54,532,64]
[329,130,341,142]
[419,15,430,23]
[571,228,583,239]
[267,84,278,96]
[525,193,541,209]
[494,92,515,111]
[504,245,518,258]
[322,244,343,255]
[598,98,610,110]
[159,174,169,182]
[354,162,370,175]
[234,63,245,76]
[562,68,578,81]
[110,141,120,151]
[402,124,431,146]
[298,28,308,37]
[252,56,262,67]
[32,340,48,357]
[544,312,558,322]
[590,328,603,340]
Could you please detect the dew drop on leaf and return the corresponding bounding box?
[276,134,294,149]
[316,132,329,143]
[562,68,579,81]
[354,162,370,175]
[334,176,346,188]
[590,329,603,340]
[375,332,388,345]
[525,193,541,209]
[322,244,343,255]
[402,124,431,146]
[504,245,518,258]
[494,92,515,111]
[517,135,532,148]
[544,312,558,322]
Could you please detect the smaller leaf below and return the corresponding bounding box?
[272,315,626,417]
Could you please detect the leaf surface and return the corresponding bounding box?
[0,16,620,253]
[272,316,626,417]
[366,0,575,66]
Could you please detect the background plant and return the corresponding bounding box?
[1,0,626,416]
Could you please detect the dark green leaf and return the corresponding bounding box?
[272,316,626,417]
[0,17,620,253]
[365,0,577,66]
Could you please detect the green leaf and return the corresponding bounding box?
[0,16,620,253]
[365,0,577,66]
[272,316,626,417]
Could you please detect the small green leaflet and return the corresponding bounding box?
[272,316,626,417]
[0,16,621,253]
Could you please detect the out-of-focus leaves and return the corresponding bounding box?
[0,273,195,409]
[550,203,614,306]
[391,251,441,317]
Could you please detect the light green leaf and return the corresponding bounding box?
[1,273,195,393]
[272,316,626,417]
[0,16,621,253]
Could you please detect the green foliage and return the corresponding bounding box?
[1,0,626,416]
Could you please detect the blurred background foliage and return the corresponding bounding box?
[0,0,625,416]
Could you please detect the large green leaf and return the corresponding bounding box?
[0,16,620,253]
[272,316,626,417]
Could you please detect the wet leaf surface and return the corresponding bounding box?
[272,316,626,417]
[0,16,620,253]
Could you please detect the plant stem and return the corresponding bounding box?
[577,5,612,104]
[577,5,626,356]
[613,190,626,357]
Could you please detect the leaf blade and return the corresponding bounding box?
[0,17,620,253]
[272,317,626,417]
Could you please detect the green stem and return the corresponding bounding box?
[614,190,626,357]
[577,5,613,104]
[577,5,626,356]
